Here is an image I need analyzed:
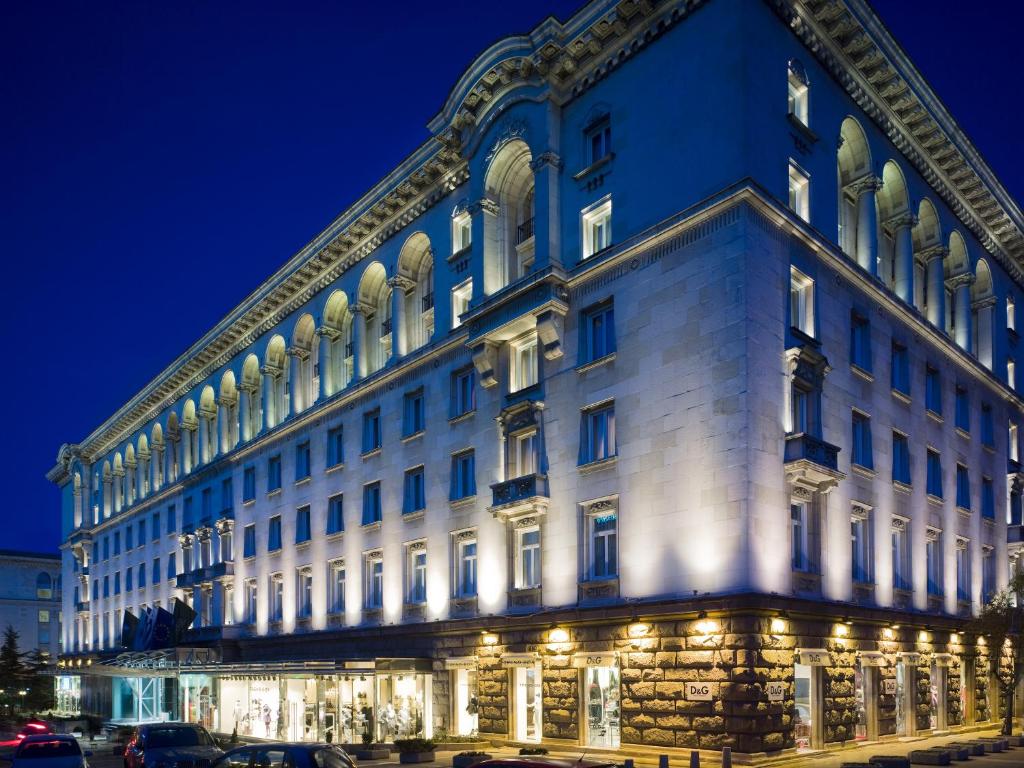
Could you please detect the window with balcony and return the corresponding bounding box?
[403,466,426,515]
[789,266,815,337]
[403,389,425,437]
[451,366,476,418]
[450,451,476,501]
[926,449,943,498]
[295,505,311,544]
[926,530,943,596]
[296,567,313,619]
[787,59,809,126]
[956,464,971,510]
[364,552,383,610]
[515,525,541,590]
[581,197,612,259]
[243,524,256,558]
[580,300,615,365]
[580,402,616,465]
[327,493,344,535]
[455,533,477,598]
[406,544,427,605]
[850,507,871,584]
[925,365,942,415]
[508,430,537,480]
[327,425,344,467]
[295,441,311,481]
[788,161,810,223]
[267,455,282,493]
[851,411,873,471]
[362,408,382,454]
[891,341,910,396]
[329,560,345,614]
[510,334,538,392]
[362,482,382,526]
[268,515,282,552]
[891,519,910,591]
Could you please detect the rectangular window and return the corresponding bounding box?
[406,545,427,604]
[850,510,870,584]
[927,532,943,596]
[580,402,616,465]
[103,537,109,560]
[152,511,160,541]
[892,522,909,591]
[456,534,477,598]
[295,441,311,481]
[581,198,612,259]
[1011,422,1020,462]
[326,425,344,467]
[788,62,809,125]
[167,552,176,581]
[451,279,472,329]
[586,117,611,165]
[956,464,971,510]
[982,476,995,520]
[137,519,146,546]
[125,569,133,592]
[955,386,970,432]
[243,524,256,558]
[450,451,476,500]
[516,526,541,589]
[850,312,871,372]
[114,532,121,556]
[891,342,909,395]
[1010,358,1017,390]
[243,466,256,501]
[403,467,426,514]
[152,558,160,585]
[510,334,538,392]
[956,542,970,601]
[362,408,382,453]
[245,579,257,624]
[295,505,311,544]
[296,568,313,619]
[926,449,943,498]
[138,564,146,589]
[791,501,811,572]
[1009,296,1017,332]
[114,572,121,595]
[508,430,537,479]
[788,161,810,222]
[364,553,384,609]
[201,487,212,521]
[103,576,109,598]
[790,266,815,337]
[450,367,476,418]
[589,509,618,580]
[268,515,282,552]
[892,431,911,485]
[982,404,995,447]
[983,547,995,603]
[327,494,344,535]
[580,300,615,364]
[362,482,382,526]
[403,389,425,437]
[329,560,346,614]
[270,574,283,622]
[925,365,942,415]
[126,525,134,551]
[851,411,873,470]
[167,504,176,535]
[267,455,282,492]
[453,212,472,254]
[221,478,233,513]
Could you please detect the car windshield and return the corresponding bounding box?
[145,728,213,748]
[313,748,351,768]
[18,741,81,758]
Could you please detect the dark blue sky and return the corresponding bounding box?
[2,1,1020,554]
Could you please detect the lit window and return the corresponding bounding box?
[455,534,477,598]
[403,466,426,514]
[451,279,472,329]
[580,300,615,364]
[453,211,472,254]
[788,161,810,222]
[891,520,909,591]
[787,59,809,125]
[450,451,476,500]
[406,544,427,604]
[1009,296,1017,332]
[327,494,344,535]
[586,504,618,580]
[580,402,616,465]
[508,430,537,479]
[270,574,283,622]
[581,198,612,259]
[296,568,313,619]
[851,411,873,470]
[35,573,53,600]
[1010,358,1017,389]
[364,552,384,610]
[850,507,871,584]
[516,526,542,589]
[329,560,346,614]
[510,334,538,392]
[1011,422,1020,463]
[450,366,476,418]
[790,266,814,337]
[586,117,611,166]
[926,531,942,596]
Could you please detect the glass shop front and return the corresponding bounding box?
[111,676,176,723]
[54,676,82,716]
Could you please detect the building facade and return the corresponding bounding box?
[49,0,1024,756]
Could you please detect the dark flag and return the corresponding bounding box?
[171,597,196,643]
[120,611,139,649]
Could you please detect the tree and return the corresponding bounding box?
[23,649,53,713]
[0,626,27,717]
[970,573,1024,735]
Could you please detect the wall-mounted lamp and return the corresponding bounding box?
[481,632,499,646]
[918,630,931,643]
[977,636,987,646]
[770,617,788,634]
[548,627,570,644]
[949,633,959,644]
[694,619,719,636]
[628,622,651,639]
[834,623,850,638]
[882,627,895,641]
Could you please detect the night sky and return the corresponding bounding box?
[2,1,1020,555]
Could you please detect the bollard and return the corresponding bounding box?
[659,756,669,768]
[721,746,731,768]
[689,750,700,768]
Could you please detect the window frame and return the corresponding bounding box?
[581,196,613,259]
[579,299,616,365]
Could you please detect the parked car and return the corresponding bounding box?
[11,734,92,768]
[15,721,56,741]
[123,723,223,768]
[213,743,356,768]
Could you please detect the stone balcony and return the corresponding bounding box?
[489,473,549,521]
[784,432,844,491]
[176,560,234,589]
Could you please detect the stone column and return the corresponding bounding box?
[950,272,975,351]
[261,367,276,429]
[470,198,500,296]
[854,175,883,276]
[182,426,194,473]
[288,348,303,414]
[352,304,367,380]
[316,327,335,399]
[924,247,948,331]
[388,275,414,360]
[197,417,210,466]
[891,213,917,303]
[103,477,112,518]
[529,149,564,271]
[239,390,251,441]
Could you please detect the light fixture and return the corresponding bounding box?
[548,627,570,644]
[628,622,651,639]
[882,628,895,641]
[918,630,930,643]
[949,633,959,644]
[694,619,718,636]
[977,636,987,646]
[481,632,499,646]
[834,623,849,638]
[770,617,787,634]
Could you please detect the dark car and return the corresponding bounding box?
[213,743,355,768]
[123,723,223,768]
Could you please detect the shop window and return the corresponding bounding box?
[515,525,542,590]
[403,467,426,515]
[580,402,616,465]
[510,333,538,392]
[327,425,344,467]
[581,197,612,259]
[329,560,345,614]
[451,667,479,737]
[451,279,472,329]
[512,663,542,743]
[450,366,476,418]
[327,494,344,535]
[790,266,815,337]
[583,663,620,748]
[406,543,427,605]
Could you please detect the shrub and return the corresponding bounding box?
[456,752,489,757]
[394,739,436,754]
[519,747,548,756]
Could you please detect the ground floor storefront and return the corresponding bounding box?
[57,598,1017,754]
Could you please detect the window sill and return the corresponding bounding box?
[983,443,996,454]
[243,555,256,562]
[267,489,282,499]
[926,410,944,424]
[955,428,971,441]
[956,506,972,519]
[326,530,344,540]
[572,152,615,182]
[294,477,311,488]
[789,326,819,347]
[576,353,616,374]
[361,448,382,460]
[850,364,874,383]
[267,547,282,555]
[927,494,944,506]
[449,496,477,512]
[401,430,425,445]
[402,509,425,522]
[325,462,345,475]
[851,464,876,479]
[893,480,913,495]
[448,410,476,425]
[891,388,912,405]
[296,539,311,549]
[361,521,382,533]
[786,113,818,144]
[447,245,472,265]
[578,455,618,475]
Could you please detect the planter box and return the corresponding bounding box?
[453,754,492,768]
[356,748,392,760]
[399,752,436,764]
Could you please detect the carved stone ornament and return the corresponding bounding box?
[925,527,941,543]
[471,340,499,388]
[585,498,617,515]
[456,530,476,542]
[535,308,565,361]
[851,504,870,521]
[408,540,426,552]
[366,549,383,560]
[515,516,538,529]
[955,538,969,551]
[468,198,500,218]
[529,151,563,173]
[792,486,813,501]
[484,117,530,167]
[891,516,908,533]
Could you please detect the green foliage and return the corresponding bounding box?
[393,738,435,753]
[518,747,548,755]
[969,573,1024,735]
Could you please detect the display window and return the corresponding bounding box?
[451,668,479,737]
[180,674,215,730]
[582,665,619,748]
[375,673,431,741]
[793,663,814,751]
[111,676,171,723]
[55,676,81,716]
[218,678,281,739]
[512,665,542,743]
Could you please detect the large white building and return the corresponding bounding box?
[50,0,1024,756]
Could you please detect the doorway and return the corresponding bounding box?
[793,662,823,751]
[896,660,916,737]
[854,660,879,742]
[930,661,948,731]
[451,668,479,736]
[512,665,542,742]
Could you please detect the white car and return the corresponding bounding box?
[12,735,91,768]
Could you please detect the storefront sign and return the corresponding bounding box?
[859,652,887,667]
[501,653,539,668]
[897,652,920,665]
[766,682,786,702]
[796,649,830,666]
[882,678,897,696]
[445,657,478,670]
[685,682,714,701]
[572,652,618,668]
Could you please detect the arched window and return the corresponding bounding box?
[291,314,317,413]
[483,139,535,294]
[397,233,435,353]
[837,117,873,261]
[357,262,391,376]
[323,291,352,394]
[787,59,809,126]
[36,572,52,599]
